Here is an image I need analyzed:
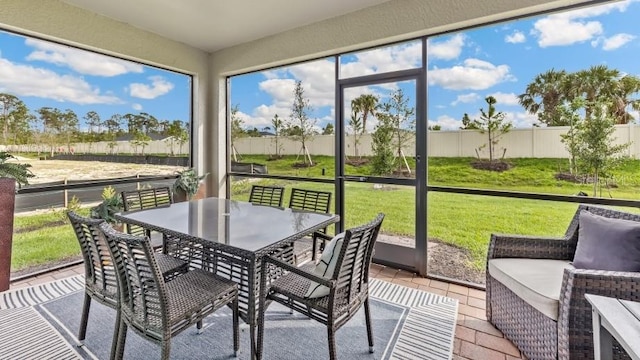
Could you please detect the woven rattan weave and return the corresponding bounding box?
[257,213,384,360]
[100,223,240,360]
[486,204,640,360]
[121,187,172,238]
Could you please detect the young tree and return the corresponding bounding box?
[574,99,630,196]
[60,109,79,153]
[370,113,395,176]
[0,94,29,145]
[348,108,363,158]
[230,105,245,160]
[131,130,151,155]
[270,114,284,158]
[288,80,316,165]
[558,98,585,175]
[376,88,415,171]
[165,120,184,156]
[465,96,512,162]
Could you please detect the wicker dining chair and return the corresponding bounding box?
[288,188,333,263]
[487,204,640,360]
[121,187,172,243]
[257,213,384,360]
[67,211,188,357]
[99,222,240,360]
[248,184,285,207]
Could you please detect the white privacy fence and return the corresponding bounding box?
[4,124,640,158]
[234,123,640,158]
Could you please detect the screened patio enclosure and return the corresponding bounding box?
[0,0,610,281]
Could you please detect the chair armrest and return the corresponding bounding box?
[557,268,640,358]
[487,233,574,261]
[263,255,334,288]
[311,231,333,260]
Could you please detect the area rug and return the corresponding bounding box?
[0,276,457,359]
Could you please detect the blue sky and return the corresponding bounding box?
[230,0,640,131]
[0,1,637,134]
[0,30,191,130]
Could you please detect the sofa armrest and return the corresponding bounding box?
[557,268,640,360]
[488,233,574,261]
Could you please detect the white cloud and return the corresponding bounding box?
[489,92,520,106]
[504,111,539,128]
[531,1,632,48]
[599,33,636,50]
[505,31,526,44]
[0,56,122,104]
[451,93,480,106]
[132,103,143,111]
[428,58,515,90]
[129,76,174,99]
[427,33,465,60]
[341,41,421,78]
[428,115,461,130]
[25,38,143,76]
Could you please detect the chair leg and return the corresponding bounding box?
[327,327,337,360]
[232,297,239,357]
[78,293,91,343]
[160,340,171,360]
[364,298,374,353]
[257,297,267,360]
[112,320,127,360]
[197,320,203,334]
[109,310,121,360]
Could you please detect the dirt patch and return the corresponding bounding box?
[12,158,185,184]
[345,158,370,167]
[378,234,485,285]
[471,159,512,172]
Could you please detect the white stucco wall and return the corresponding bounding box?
[0,0,212,189]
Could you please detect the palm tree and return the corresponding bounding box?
[571,65,621,120]
[351,94,378,134]
[610,74,640,124]
[518,69,570,126]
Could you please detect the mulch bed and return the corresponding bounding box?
[471,159,512,172]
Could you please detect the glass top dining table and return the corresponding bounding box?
[115,197,339,360]
[116,197,339,256]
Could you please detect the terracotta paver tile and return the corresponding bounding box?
[418,285,447,296]
[460,317,503,337]
[459,303,487,320]
[467,296,486,309]
[453,338,462,355]
[429,279,449,290]
[379,267,398,278]
[448,283,469,296]
[476,333,521,357]
[446,291,468,305]
[391,278,419,289]
[51,269,79,280]
[9,282,30,290]
[507,355,525,360]
[26,276,56,286]
[469,288,486,300]
[411,276,430,286]
[453,356,472,360]
[460,340,506,360]
[455,325,476,342]
[395,270,414,280]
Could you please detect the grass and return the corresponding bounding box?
[11,155,640,274]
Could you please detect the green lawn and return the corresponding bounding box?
[11,156,640,273]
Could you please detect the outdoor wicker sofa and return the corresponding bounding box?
[486,204,640,360]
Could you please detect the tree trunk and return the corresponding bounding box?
[0,178,16,292]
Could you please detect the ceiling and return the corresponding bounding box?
[61,0,391,52]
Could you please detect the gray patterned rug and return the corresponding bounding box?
[0,276,457,360]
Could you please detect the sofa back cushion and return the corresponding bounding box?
[574,210,640,271]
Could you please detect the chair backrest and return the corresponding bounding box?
[121,187,172,236]
[288,188,332,214]
[331,213,384,305]
[249,185,285,207]
[99,222,168,334]
[565,204,640,257]
[67,211,118,307]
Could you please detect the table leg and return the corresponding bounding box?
[592,308,613,360]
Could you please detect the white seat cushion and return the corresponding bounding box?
[488,258,574,320]
[304,232,345,298]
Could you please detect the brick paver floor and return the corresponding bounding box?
[10,263,526,360]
